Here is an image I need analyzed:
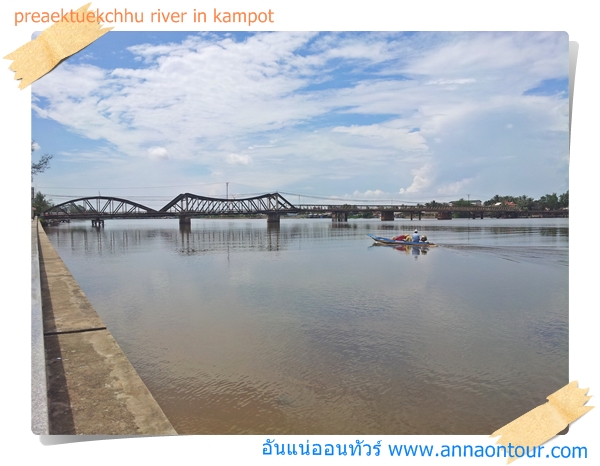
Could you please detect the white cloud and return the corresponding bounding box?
[436,177,474,195]
[31,32,569,200]
[147,146,170,160]
[331,119,429,153]
[426,78,476,85]
[347,189,386,199]
[399,164,434,194]
[226,153,252,165]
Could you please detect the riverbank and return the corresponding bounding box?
[35,220,177,435]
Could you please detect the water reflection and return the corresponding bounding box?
[44,218,568,434]
[369,243,431,259]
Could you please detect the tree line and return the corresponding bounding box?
[482,192,568,210]
[427,192,568,210]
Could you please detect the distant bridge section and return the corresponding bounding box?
[295,203,554,221]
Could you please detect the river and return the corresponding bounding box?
[43,217,568,435]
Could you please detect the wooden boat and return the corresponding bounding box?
[368,234,436,247]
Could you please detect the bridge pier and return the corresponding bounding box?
[91,218,104,227]
[380,211,394,221]
[332,211,348,222]
[267,213,280,224]
[179,223,191,236]
[179,216,191,225]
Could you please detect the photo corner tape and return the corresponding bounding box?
[4,2,111,89]
[490,381,593,463]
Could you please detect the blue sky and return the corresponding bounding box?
[31,31,569,208]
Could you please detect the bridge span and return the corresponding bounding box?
[41,193,567,225]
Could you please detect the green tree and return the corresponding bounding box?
[515,195,534,210]
[67,203,86,214]
[559,191,569,208]
[31,140,53,179]
[451,198,472,218]
[484,194,502,206]
[31,140,54,217]
[538,193,559,210]
[452,198,472,206]
[426,200,448,207]
[32,191,53,216]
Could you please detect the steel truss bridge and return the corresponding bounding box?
[41,193,568,225]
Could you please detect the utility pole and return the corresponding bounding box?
[226,182,229,200]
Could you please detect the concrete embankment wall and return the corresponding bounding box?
[32,220,49,434]
[36,220,177,435]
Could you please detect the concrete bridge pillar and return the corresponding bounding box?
[267,213,280,224]
[380,211,394,221]
[332,211,348,222]
[179,216,191,225]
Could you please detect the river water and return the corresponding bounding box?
[44,217,568,435]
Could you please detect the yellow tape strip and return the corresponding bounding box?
[490,381,593,464]
[4,3,111,89]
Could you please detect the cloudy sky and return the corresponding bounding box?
[31,31,569,208]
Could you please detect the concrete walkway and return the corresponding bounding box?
[37,222,177,435]
[32,220,49,434]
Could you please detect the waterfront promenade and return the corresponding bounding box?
[33,220,177,435]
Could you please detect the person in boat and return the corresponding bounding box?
[392,233,408,241]
[412,229,421,242]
